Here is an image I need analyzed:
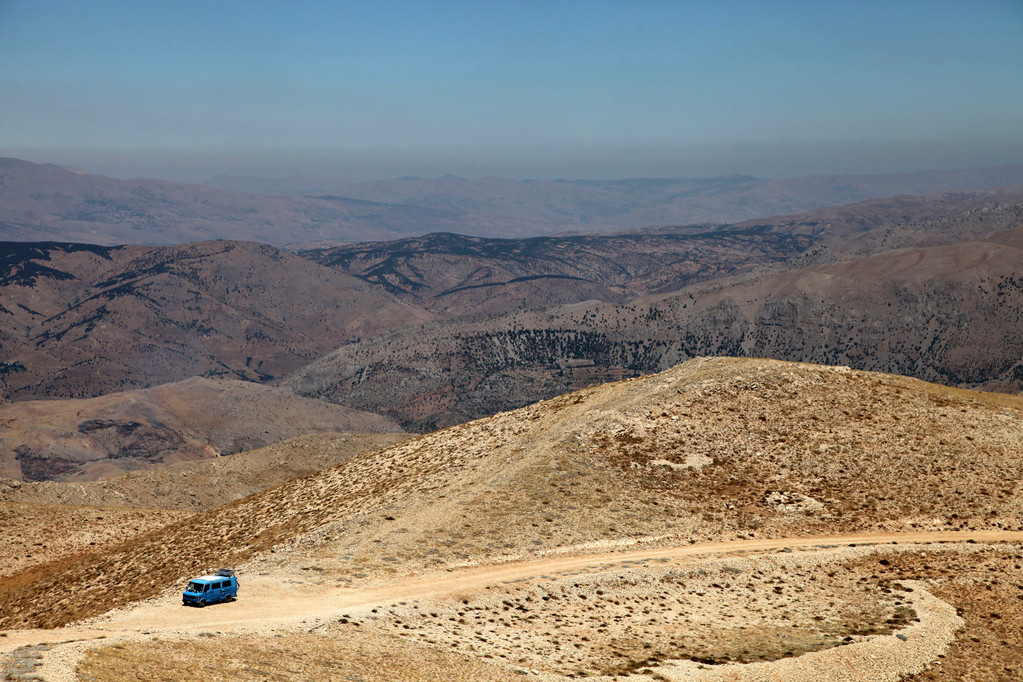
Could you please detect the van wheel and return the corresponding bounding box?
[197,599,206,608]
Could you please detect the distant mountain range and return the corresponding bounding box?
[0,157,472,245]
[207,164,1023,233]
[298,185,1023,314]
[289,217,1023,430]
[4,186,1021,433]
[3,155,1023,245]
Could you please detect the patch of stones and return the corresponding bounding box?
[0,644,48,681]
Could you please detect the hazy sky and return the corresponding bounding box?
[2,0,1021,182]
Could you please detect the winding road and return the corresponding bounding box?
[3,529,1023,680]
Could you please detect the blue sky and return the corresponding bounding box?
[1,0,1021,181]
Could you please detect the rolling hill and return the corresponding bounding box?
[208,164,1023,231]
[0,377,403,482]
[5,156,1023,247]
[0,431,408,512]
[2,357,1022,680]
[297,187,1023,317]
[287,224,1023,431]
[0,240,432,401]
[3,186,1021,412]
[297,226,811,315]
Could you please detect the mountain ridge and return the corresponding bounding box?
[287,225,1023,430]
[209,163,1023,232]
[0,239,432,401]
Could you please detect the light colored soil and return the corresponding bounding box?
[853,546,1023,681]
[5,359,1023,631]
[3,358,1023,680]
[2,532,1020,681]
[655,579,959,681]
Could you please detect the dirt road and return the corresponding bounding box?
[3,529,1023,679]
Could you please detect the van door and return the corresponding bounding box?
[200,583,211,605]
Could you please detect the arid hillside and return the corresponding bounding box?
[299,227,811,315]
[288,223,1023,430]
[0,240,432,401]
[3,357,1022,631]
[0,378,402,482]
[0,431,408,511]
[299,188,1023,315]
[0,431,405,582]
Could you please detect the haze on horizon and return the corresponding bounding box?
[1,0,1021,184]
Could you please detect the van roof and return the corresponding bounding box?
[193,575,221,582]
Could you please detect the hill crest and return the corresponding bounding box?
[3,357,1022,628]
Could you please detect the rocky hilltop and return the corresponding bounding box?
[3,357,1022,632]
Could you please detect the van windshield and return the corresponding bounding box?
[186,582,205,593]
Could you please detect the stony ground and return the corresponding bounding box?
[353,549,914,676]
[2,358,1023,680]
[863,546,1023,681]
[62,541,1014,682]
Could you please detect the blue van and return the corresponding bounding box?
[182,569,239,607]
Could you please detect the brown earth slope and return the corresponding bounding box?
[0,239,432,401]
[0,431,405,582]
[0,502,189,581]
[2,357,1021,630]
[288,223,1023,431]
[0,431,408,511]
[299,188,1023,316]
[0,377,402,482]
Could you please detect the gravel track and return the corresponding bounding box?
[3,529,1020,681]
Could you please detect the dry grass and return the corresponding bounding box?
[849,546,1023,681]
[357,555,915,676]
[77,629,513,682]
[0,358,1019,681]
[69,546,951,681]
[0,502,187,578]
[3,357,1023,642]
[2,432,408,511]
